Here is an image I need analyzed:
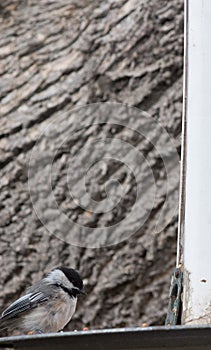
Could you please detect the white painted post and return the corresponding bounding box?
[181,0,211,324]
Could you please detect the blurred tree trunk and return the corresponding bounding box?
[0,0,183,331]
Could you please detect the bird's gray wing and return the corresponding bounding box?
[0,291,48,320]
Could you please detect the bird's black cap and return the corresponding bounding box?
[57,266,84,291]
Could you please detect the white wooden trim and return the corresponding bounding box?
[182,0,211,324]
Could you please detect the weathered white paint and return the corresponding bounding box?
[182,0,211,324]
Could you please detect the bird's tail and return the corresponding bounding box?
[0,319,7,330]
[0,317,16,335]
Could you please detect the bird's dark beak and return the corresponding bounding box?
[79,288,86,295]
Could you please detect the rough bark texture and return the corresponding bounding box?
[0,0,183,333]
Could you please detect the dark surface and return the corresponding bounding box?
[0,0,184,332]
[0,326,211,350]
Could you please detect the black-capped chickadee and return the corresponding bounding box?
[0,266,85,335]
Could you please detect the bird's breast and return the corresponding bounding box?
[22,293,77,333]
[50,295,77,331]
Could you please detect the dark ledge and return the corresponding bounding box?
[0,325,211,350]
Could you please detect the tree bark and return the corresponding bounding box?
[0,0,183,332]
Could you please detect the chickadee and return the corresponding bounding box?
[0,266,85,335]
